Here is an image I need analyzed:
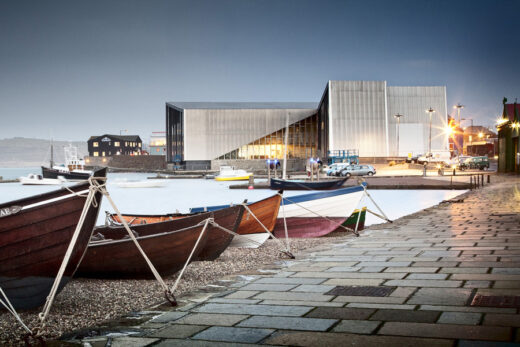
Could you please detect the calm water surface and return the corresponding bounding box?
[0,171,466,226]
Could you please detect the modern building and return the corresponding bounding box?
[166,80,448,168]
[87,134,142,157]
[496,99,520,173]
[149,131,166,156]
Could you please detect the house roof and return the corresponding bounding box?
[505,103,520,121]
[166,102,318,110]
[88,134,142,142]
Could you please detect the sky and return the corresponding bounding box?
[0,0,519,142]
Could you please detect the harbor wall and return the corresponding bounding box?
[85,155,166,170]
[211,159,306,172]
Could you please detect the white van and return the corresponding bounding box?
[417,150,453,165]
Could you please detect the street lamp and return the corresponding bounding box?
[426,107,435,153]
[394,113,404,156]
[454,103,464,125]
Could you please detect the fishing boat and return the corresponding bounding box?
[270,177,349,190]
[273,183,366,238]
[42,144,92,180]
[342,207,367,231]
[0,168,106,309]
[190,193,282,248]
[19,173,67,185]
[77,205,244,278]
[215,166,252,181]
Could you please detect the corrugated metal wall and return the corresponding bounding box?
[387,86,448,156]
[328,81,388,157]
[184,108,315,160]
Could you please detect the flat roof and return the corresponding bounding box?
[167,102,318,110]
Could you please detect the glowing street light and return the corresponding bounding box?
[454,103,464,125]
[426,107,435,153]
[394,113,404,156]
[478,132,484,139]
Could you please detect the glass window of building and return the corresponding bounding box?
[114,141,120,146]
[93,142,99,147]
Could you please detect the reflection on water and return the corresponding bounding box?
[0,172,466,226]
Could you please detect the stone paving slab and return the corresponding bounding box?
[192,326,275,343]
[378,322,512,341]
[237,316,338,331]
[332,319,381,334]
[174,313,249,326]
[192,303,313,316]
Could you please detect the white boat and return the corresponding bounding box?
[215,166,252,181]
[114,180,167,188]
[273,183,366,238]
[19,174,67,185]
[42,144,93,180]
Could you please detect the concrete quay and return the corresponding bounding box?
[60,176,520,346]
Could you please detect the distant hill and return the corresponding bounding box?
[0,137,88,167]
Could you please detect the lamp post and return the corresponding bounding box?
[454,103,464,125]
[394,113,404,156]
[426,107,435,153]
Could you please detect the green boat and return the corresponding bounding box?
[341,207,367,231]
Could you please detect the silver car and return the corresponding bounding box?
[339,165,376,177]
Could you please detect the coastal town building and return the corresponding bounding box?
[166,80,448,169]
[497,99,520,173]
[462,126,497,156]
[149,132,167,156]
[87,134,142,157]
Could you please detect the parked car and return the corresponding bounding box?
[339,165,376,177]
[405,153,421,163]
[417,150,452,165]
[459,156,489,171]
[326,163,349,176]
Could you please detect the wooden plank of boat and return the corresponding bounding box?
[0,167,106,309]
[269,177,348,190]
[341,207,367,231]
[230,233,270,248]
[77,205,245,278]
[273,183,366,238]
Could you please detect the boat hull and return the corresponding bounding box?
[41,166,91,180]
[77,205,244,278]
[0,168,106,309]
[215,175,251,181]
[269,177,348,190]
[273,184,365,238]
[342,207,367,231]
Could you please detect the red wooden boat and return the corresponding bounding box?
[76,205,244,279]
[0,168,106,310]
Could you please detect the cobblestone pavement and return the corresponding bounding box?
[61,177,520,346]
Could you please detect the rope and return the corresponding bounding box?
[37,176,106,334]
[0,287,32,334]
[169,218,211,294]
[240,203,293,257]
[95,182,176,304]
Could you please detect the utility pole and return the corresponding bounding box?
[427,107,435,153]
[455,103,464,125]
[394,114,404,156]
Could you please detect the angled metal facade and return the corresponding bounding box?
[328,81,388,157]
[387,86,448,156]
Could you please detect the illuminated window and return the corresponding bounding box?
[138,143,142,147]
[102,151,106,156]
[125,142,128,146]
[114,141,120,146]
[93,142,99,147]
[93,152,99,157]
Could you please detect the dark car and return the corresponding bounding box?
[339,165,376,177]
[459,156,489,171]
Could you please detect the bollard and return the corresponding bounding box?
[487,174,490,184]
[469,176,472,190]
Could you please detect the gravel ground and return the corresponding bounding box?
[0,234,353,346]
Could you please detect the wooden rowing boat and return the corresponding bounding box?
[0,168,106,309]
[76,205,244,278]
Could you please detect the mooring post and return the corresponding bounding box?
[487,174,490,184]
[469,176,473,190]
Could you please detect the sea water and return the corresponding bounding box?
[0,171,466,226]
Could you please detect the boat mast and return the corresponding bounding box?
[282,114,289,180]
[50,139,54,168]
